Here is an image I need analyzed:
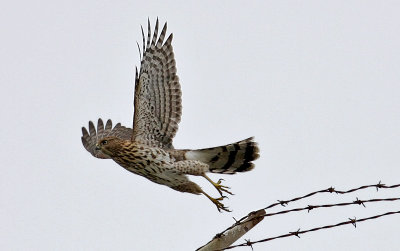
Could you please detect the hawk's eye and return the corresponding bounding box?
[101,140,108,145]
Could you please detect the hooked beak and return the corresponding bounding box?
[95,144,101,151]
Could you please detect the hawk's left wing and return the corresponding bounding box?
[131,19,182,149]
[81,119,132,159]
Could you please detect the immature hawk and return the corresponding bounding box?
[81,19,259,212]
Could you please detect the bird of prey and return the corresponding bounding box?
[81,19,259,212]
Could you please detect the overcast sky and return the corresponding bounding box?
[1,1,400,250]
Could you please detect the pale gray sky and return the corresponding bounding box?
[1,1,399,250]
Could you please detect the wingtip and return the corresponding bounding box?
[81,126,88,136]
[105,119,113,130]
[165,33,173,44]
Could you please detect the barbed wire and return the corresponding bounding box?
[222,210,400,250]
[218,181,400,236]
[267,181,400,209]
[205,181,400,250]
[263,197,400,217]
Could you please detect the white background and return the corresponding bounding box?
[1,1,399,250]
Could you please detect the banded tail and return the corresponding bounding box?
[184,137,260,174]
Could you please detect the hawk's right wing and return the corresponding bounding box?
[81,119,132,159]
[131,19,182,149]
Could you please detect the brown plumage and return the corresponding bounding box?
[81,19,259,212]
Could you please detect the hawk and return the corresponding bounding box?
[81,19,259,212]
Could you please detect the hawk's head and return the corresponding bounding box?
[95,136,124,157]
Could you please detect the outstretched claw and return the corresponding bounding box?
[202,191,231,212]
[203,175,234,197]
[216,178,234,196]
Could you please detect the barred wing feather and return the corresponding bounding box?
[131,19,182,149]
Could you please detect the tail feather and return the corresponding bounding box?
[184,137,260,174]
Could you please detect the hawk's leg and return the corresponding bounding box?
[173,160,234,197]
[171,178,231,212]
[202,173,234,197]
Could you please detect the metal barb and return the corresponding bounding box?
[244,239,254,250]
[307,205,315,212]
[376,180,385,191]
[349,217,357,228]
[290,228,301,238]
[278,200,288,207]
[354,197,366,208]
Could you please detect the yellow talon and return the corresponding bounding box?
[201,191,231,212]
[203,174,234,197]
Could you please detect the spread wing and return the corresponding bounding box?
[131,19,182,149]
[81,119,132,159]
